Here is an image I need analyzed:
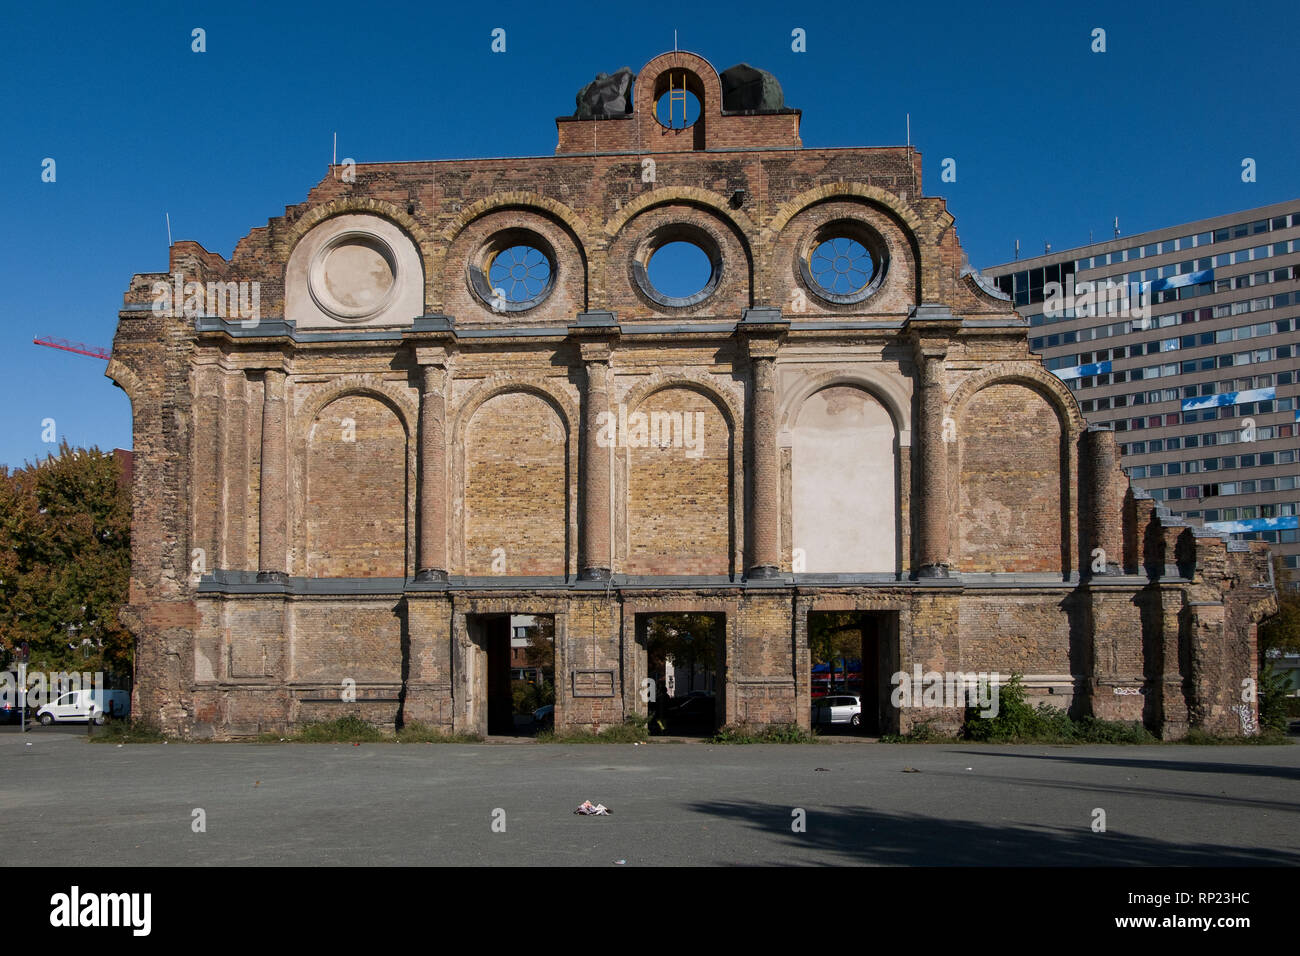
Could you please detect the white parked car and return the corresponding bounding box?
[37,689,131,725]
[813,694,862,728]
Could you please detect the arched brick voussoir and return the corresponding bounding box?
[106,358,151,407]
[276,197,434,260]
[959,270,1015,309]
[619,370,744,434]
[450,374,580,448]
[274,198,435,311]
[946,362,1085,437]
[762,183,937,305]
[764,182,935,246]
[441,192,593,249]
[603,186,759,245]
[294,375,420,442]
[633,51,724,118]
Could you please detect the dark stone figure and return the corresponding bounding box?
[574,67,635,118]
[720,63,785,112]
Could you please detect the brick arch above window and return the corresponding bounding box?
[294,375,418,445]
[619,370,743,432]
[947,362,1084,437]
[450,375,579,448]
[604,201,754,319]
[438,205,588,325]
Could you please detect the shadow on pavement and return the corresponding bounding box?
[689,799,1300,866]
[959,749,1300,782]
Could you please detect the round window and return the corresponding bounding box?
[799,221,889,305]
[809,237,874,296]
[489,245,552,304]
[632,226,721,309]
[647,241,712,299]
[469,230,557,313]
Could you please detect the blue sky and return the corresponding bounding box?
[2,0,1296,468]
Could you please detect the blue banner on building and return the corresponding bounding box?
[1181,387,1276,412]
[1054,360,1112,381]
[1202,516,1298,534]
[1141,269,1214,294]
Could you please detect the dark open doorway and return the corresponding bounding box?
[638,612,726,736]
[508,614,555,735]
[468,613,556,736]
[808,610,895,735]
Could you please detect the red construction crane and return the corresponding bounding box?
[33,337,111,360]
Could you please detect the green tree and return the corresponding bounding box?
[0,443,132,676]
[524,615,555,673]
[1259,557,1300,656]
[808,612,864,689]
[646,613,720,686]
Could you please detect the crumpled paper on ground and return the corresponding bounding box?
[573,800,612,815]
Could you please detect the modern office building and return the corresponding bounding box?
[983,200,1300,585]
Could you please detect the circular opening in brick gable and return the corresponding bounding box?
[799,220,889,305]
[809,237,874,296]
[651,69,706,130]
[655,88,701,129]
[469,229,557,313]
[647,242,713,298]
[489,244,552,303]
[308,232,399,321]
[632,225,721,308]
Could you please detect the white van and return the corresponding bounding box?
[36,689,131,725]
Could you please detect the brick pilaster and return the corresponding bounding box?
[578,344,613,581]
[747,347,780,577]
[415,348,449,582]
[1084,425,1123,575]
[256,368,288,583]
[916,347,950,577]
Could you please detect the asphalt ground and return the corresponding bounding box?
[2,727,1297,866]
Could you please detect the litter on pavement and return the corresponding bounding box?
[574,800,612,815]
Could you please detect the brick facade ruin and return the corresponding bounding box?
[109,52,1277,739]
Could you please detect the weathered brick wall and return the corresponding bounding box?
[305,394,407,577]
[290,600,404,684]
[463,391,568,575]
[729,592,799,725]
[625,387,732,575]
[902,592,964,733]
[957,592,1074,676]
[560,596,624,730]
[957,383,1064,572]
[1086,589,1147,722]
